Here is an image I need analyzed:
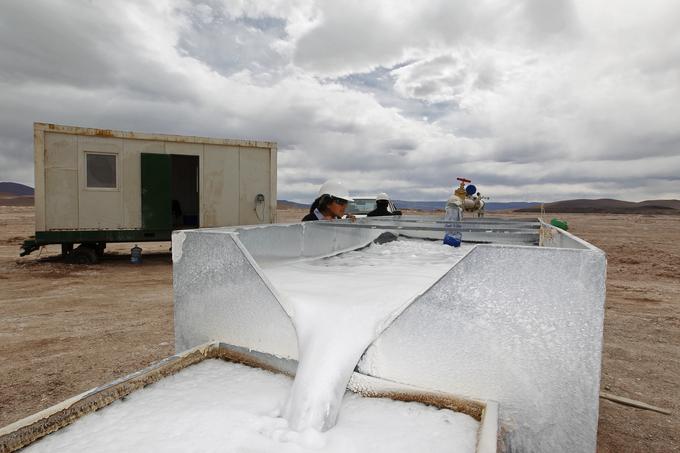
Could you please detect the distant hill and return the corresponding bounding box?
[515,198,680,214]
[393,201,443,211]
[0,182,34,196]
[0,194,34,206]
[278,200,309,209]
[394,201,540,211]
[485,202,540,212]
[278,199,539,212]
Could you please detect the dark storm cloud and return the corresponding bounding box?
[0,2,119,88]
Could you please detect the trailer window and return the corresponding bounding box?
[86,153,117,188]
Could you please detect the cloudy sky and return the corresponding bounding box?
[1,0,679,202]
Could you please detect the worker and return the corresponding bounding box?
[367,193,399,217]
[302,180,354,221]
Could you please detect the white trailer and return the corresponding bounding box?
[21,123,277,262]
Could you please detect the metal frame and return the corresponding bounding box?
[173,218,605,452]
[20,229,173,257]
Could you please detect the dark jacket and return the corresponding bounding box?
[367,205,393,217]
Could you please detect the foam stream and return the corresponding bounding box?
[262,239,471,432]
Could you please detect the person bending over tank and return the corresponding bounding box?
[367,193,400,217]
[302,180,355,221]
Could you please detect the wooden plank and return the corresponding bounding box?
[600,392,672,415]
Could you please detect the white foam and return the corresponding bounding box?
[262,239,472,431]
[25,360,479,453]
[171,231,185,263]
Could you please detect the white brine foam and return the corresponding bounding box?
[25,360,479,453]
[262,238,471,432]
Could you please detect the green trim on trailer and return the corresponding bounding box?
[20,229,173,257]
[34,229,173,244]
[141,153,172,230]
[19,238,39,257]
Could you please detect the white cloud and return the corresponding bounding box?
[0,0,678,203]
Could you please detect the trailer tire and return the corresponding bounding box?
[61,243,74,257]
[66,245,99,265]
[83,242,106,258]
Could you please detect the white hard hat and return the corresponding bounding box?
[318,180,354,202]
[376,192,389,201]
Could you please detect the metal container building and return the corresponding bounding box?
[20,123,277,262]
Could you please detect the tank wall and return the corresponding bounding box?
[172,230,299,357]
[173,223,383,354]
[172,222,606,453]
[539,221,592,250]
[235,224,304,261]
[302,222,380,257]
[357,244,606,453]
[352,217,541,245]
[230,222,381,263]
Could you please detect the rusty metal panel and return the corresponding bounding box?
[33,125,45,231]
[44,133,76,169]
[238,147,271,225]
[43,133,78,229]
[77,136,123,229]
[34,122,276,149]
[45,169,78,229]
[202,145,239,227]
[165,142,202,156]
[269,144,277,223]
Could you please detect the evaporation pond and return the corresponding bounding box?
[25,360,479,453]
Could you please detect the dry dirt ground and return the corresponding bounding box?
[1,206,678,452]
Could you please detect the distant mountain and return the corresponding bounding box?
[0,182,34,196]
[393,201,540,212]
[485,202,540,211]
[278,199,540,212]
[278,200,309,209]
[638,199,680,209]
[515,198,680,214]
[393,201,444,211]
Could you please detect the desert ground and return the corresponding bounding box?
[0,205,678,452]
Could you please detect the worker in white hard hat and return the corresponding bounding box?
[367,192,400,217]
[302,180,355,222]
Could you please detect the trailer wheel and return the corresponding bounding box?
[83,242,106,258]
[66,245,99,265]
[61,243,74,257]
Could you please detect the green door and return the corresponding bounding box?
[141,153,171,230]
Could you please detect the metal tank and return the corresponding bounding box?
[172,216,606,453]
